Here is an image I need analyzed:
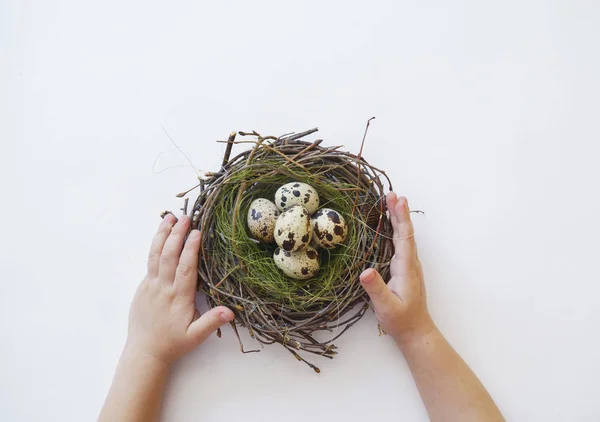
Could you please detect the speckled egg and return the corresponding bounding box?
[246,198,280,243]
[311,208,347,249]
[273,246,320,280]
[309,235,321,250]
[274,205,312,252]
[274,182,320,214]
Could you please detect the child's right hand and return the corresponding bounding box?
[360,192,434,344]
[125,214,234,366]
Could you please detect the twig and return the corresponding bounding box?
[352,117,375,216]
[221,131,237,168]
[181,198,189,215]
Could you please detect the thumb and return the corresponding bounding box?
[187,306,234,346]
[360,268,398,314]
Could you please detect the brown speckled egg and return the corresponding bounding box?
[274,205,312,252]
[274,182,320,214]
[309,235,321,250]
[311,208,347,249]
[273,246,320,280]
[246,198,280,243]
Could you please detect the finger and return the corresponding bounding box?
[386,192,403,242]
[389,195,417,256]
[386,191,399,217]
[174,229,201,295]
[187,306,234,346]
[158,215,191,283]
[360,268,400,315]
[147,214,177,276]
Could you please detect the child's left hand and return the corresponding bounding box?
[125,214,234,366]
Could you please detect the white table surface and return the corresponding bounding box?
[2,1,600,421]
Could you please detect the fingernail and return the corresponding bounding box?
[219,310,233,322]
[398,197,408,211]
[189,230,200,240]
[385,192,396,205]
[361,270,375,283]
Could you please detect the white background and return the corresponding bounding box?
[2,1,599,421]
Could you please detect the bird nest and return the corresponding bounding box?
[171,125,394,372]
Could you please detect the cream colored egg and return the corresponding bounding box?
[311,208,347,249]
[309,235,321,250]
[274,182,320,214]
[273,246,320,280]
[274,205,312,252]
[246,198,280,243]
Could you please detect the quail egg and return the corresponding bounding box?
[309,235,321,250]
[246,198,280,243]
[274,182,320,214]
[273,246,320,280]
[274,204,312,252]
[311,208,347,249]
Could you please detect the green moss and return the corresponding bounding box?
[211,160,365,312]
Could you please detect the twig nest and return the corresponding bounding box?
[275,182,320,214]
[191,127,395,372]
[274,246,320,280]
[247,198,280,243]
[274,205,312,252]
[311,208,347,248]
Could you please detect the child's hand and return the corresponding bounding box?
[125,214,234,365]
[360,193,434,343]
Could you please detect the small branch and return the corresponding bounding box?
[221,131,237,168]
[280,127,319,143]
[291,139,324,160]
[230,321,260,354]
[176,182,201,198]
[181,198,189,215]
[358,117,375,158]
[352,117,376,215]
[238,130,260,137]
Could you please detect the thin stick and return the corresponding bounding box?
[352,117,375,216]
[161,125,199,176]
[176,182,201,198]
[281,127,319,142]
[221,131,237,168]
